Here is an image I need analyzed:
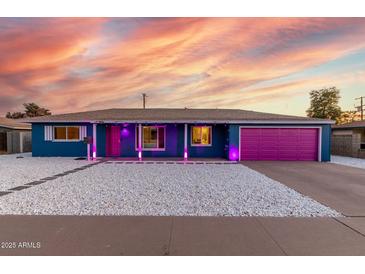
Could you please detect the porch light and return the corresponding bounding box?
[228,145,239,161]
[121,128,129,137]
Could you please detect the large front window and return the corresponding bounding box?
[54,126,80,141]
[191,126,212,146]
[136,126,165,150]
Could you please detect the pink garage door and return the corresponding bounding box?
[240,128,319,161]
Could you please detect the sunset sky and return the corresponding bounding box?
[1,17,365,116]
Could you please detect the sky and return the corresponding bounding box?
[0,17,365,116]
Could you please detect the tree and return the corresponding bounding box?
[337,110,357,125]
[5,103,51,119]
[336,110,361,125]
[306,87,342,120]
[5,111,26,119]
[23,103,51,117]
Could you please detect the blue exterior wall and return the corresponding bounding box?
[101,123,226,158]
[31,122,331,161]
[96,124,106,157]
[321,124,331,161]
[227,124,240,160]
[187,124,227,158]
[32,123,92,157]
[108,123,185,157]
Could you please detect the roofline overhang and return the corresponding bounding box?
[0,124,31,130]
[28,119,335,125]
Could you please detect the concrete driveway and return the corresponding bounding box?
[242,161,365,217]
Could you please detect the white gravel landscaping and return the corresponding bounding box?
[331,155,365,170]
[0,153,89,190]
[0,162,340,217]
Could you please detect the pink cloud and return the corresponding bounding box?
[1,18,365,115]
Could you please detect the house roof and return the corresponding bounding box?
[0,117,31,130]
[332,120,365,129]
[25,108,334,124]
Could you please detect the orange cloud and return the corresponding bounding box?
[0,18,105,74]
[1,18,365,115]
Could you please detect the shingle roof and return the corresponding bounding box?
[0,117,31,130]
[332,120,365,129]
[25,108,334,124]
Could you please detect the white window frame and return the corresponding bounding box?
[191,126,212,147]
[135,125,166,151]
[53,126,81,142]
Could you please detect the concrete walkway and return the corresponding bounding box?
[242,161,365,217]
[0,215,365,255]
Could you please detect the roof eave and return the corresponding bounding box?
[28,119,334,125]
[0,125,31,130]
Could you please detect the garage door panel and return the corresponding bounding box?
[300,152,317,158]
[240,128,319,161]
[261,141,278,147]
[301,144,317,149]
[261,151,279,160]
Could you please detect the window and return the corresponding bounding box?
[191,126,212,146]
[136,126,165,150]
[67,127,80,140]
[53,126,80,141]
[54,127,66,140]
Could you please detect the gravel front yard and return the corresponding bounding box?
[0,153,88,191]
[0,160,340,217]
[331,155,365,170]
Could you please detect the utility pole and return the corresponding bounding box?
[355,96,365,121]
[142,93,147,109]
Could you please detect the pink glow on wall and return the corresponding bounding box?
[228,145,239,161]
[184,150,188,160]
[121,127,129,137]
[138,150,142,160]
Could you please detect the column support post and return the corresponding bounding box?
[138,123,142,161]
[184,124,188,161]
[92,123,97,160]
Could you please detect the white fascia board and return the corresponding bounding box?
[29,119,335,125]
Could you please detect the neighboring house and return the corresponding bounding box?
[0,117,32,154]
[332,121,365,158]
[27,108,333,161]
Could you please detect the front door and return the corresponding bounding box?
[106,125,121,157]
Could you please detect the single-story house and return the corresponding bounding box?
[27,108,333,161]
[332,121,365,158]
[0,117,32,154]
